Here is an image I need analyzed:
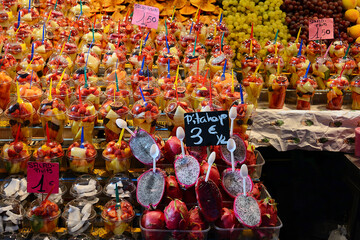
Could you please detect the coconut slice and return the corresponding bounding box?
[233,194,261,228]
[129,129,161,165]
[136,169,165,209]
[174,155,200,189]
[221,168,253,198]
[220,134,247,166]
[195,176,222,222]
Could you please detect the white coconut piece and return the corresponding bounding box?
[19,178,27,191]
[4,179,20,196]
[0,216,3,232]
[0,206,12,214]
[70,220,85,233]
[19,193,29,201]
[67,205,81,228]
[5,224,18,232]
[79,190,97,197]
[74,182,96,194]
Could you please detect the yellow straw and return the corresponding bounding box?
[274,44,278,57]
[171,7,176,22]
[56,69,66,89]
[59,42,66,56]
[253,62,262,77]
[46,10,52,24]
[194,7,199,20]
[218,9,222,21]
[231,69,234,93]
[295,27,301,44]
[277,58,281,75]
[48,78,53,101]
[16,81,23,104]
[249,40,253,57]
[14,25,21,35]
[214,25,217,37]
[175,65,179,87]
[139,38,143,55]
[25,58,34,71]
[117,127,125,144]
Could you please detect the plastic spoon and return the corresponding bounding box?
[176,127,186,157]
[229,106,237,137]
[150,144,159,173]
[205,152,216,182]
[240,164,248,196]
[116,119,135,137]
[227,138,236,172]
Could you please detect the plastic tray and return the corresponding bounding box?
[214,217,283,240]
[248,150,265,180]
[139,217,211,240]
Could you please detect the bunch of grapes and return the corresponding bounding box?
[223,0,291,67]
[282,0,352,43]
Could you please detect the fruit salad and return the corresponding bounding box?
[33,140,64,164]
[131,99,160,134]
[33,39,53,61]
[334,57,356,77]
[208,52,233,77]
[156,32,176,51]
[101,199,135,236]
[184,42,208,58]
[329,40,348,60]
[349,42,360,63]
[182,54,206,75]
[99,99,129,142]
[164,99,194,129]
[67,141,97,173]
[306,41,327,63]
[263,54,285,86]
[47,53,73,71]
[133,82,164,110]
[296,75,317,110]
[0,71,12,110]
[184,73,206,94]
[351,76,360,110]
[0,53,17,78]
[102,140,132,173]
[128,50,153,70]
[16,70,40,86]
[268,74,289,109]
[75,52,100,74]
[129,68,154,93]
[1,141,31,174]
[39,98,67,143]
[46,79,72,107]
[264,40,285,55]
[27,199,60,233]
[72,67,97,88]
[4,38,27,60]
[242,73,264,108]
[75,84,101,110]
[240,38,262,56]
[230,100,254,137]
[18,82,42,113]
[55,39,78,61]
[288,55,311,88]
[163,84,187,108]
[286,41,306,59]
[102,49,127,70]
[67,101,97,143]
[218,84,242,110]
[312,56,334,90]
[190,85,219,109]
[241,54,262,77]
[326,75,349,110]
[156,52,180,76]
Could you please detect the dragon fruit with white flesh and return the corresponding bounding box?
[221,168,254,198]
[136,169,165,209]
[174,155,200,189]
[129,129,161,165]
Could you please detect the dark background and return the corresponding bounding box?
[259,147,360,240]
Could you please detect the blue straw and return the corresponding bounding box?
[28,0,31,10]
[144,31,150,44]
[147,66,150,87]
[219,13,223,25]
[140,56,145,75]
[80,126,84,148]
[30,43,34,61]
[42,23,45,44]
[85,40,93,70]
[115,58,119,69]
[84,67,88,88]
[30,69,33,89]
[167,59,170,78]
[239,84,244,104]
[115,71,119,92]
[17,11,20,29]
[304,62,311,78]
[165,36,170,54]
[189,22,193,34]
[297,39,303,58]
[221,59,227,80]
[139,86,147,106]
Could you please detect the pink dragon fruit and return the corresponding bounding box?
[187,207,208,240]
[259,198,278,227]
[141,210,166,240]
[233,194,261,228]
[165,175,183,204]
[221,168,254,198]
[250,182,263,200]
[129,129,161,165]
[164,199,189,230]
[183,186,197,204]
[220,134,248,166]
[186,146,207,162]
[163,136,182,162]
[199,160,221,186]
[174,155,200,189]
[215,208,240,229]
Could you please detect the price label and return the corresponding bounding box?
[184,111,230,147]
[27,162,59,194]
[309,18,334,40]
[132,4,159,29]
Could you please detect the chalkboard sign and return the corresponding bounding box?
[27,162,59,194]
[184,111,230,147]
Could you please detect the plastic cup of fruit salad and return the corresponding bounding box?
[242,72,264,108]
[33,140,64,164]
[5,99,35,142]
[27,199,60,233]
[66,141,97,174]
[288,55,310,88]
[296,75,317,110]
[102,140,132,173]
[312,56,334,90]
[39,98,67,144]
[230,99,255,138]
[1,140,31,174]
[101,199,135,236]
[67,100,97,143]
[164,99,194,128]
[133,82,164,110]
[326,75,349,110]
[99,98,129,142]
[45,81,72,108]
[131,99,160,134]
[190,85,219,110]
[351,76,360,110]
[268,74,289,109]
[218,84,243,110]
[0,71,13,110]
[163,83,187,108]
[75,83,101,110]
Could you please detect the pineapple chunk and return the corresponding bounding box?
[105,120,121,134]
[70,147,86,158]
[106,110,119,119]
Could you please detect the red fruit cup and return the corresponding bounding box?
[1,141,31,174]
[240,38,261,55]
[183,54,206,76]
[334,56,356,77]
[164,98,194,129]
[264,40,285,55]
[18,82,42,124]
[288,55,311,88]
[212,43,235,59]
[329,40,348,60]
[184,42,208,58]
[184,72,207,94]
[263,54,285,86]
[311,56,334,90]
[39,98,67,143]
[218,84,243,110]
[160,18,182,38]
[349,42,360,63]
[133,82,164,110]
[296,75,317,110]
[67,141,97,173]
[133,38,157,57]
[72,67,97,89]
[131,99,160,134]
[0,71,12,110]
[230,99,255,138]
[3,0,17,14]
[156,52,180,76]
[7,22,32,46]
[212,70,236,93]
[102,49,127,70]
[107,33,129,52]
[190,85,219,109]
[104,83,130,107]
[128,51,153,70]
[45,79,72,108]
[47,52,73,71]
[33,140,64,164]
[326,75,349,110]
[155,32,176,51]
[208,52,233,77]
[55,39,78,62]
[241,54,262,77]
[101,199,135,236]
[163,83,187,108]
[33,39,53,61]
[5,99,35,142]
[129,68,154,93]
[159,43,183,59]
[19,7,40,25]
[102,140,132,173]
[75,83,101,110]
[99,98,129,142]
[197,99,224,112]
[0,53,17,78]
[27,199,60,233]
[178,31,196,51]
[0,9,14,29]
[351,76,360,110]
[205,33,221,50]
[75,52,100,74]
[268,74,289,109]
[306,41,327,63]
[16,70,41,87]
[4,37,27,60]
[67,100,97,143]
[129,27,146,51]
[242,73,264,108]
[82,31,107,50]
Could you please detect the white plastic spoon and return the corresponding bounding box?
[205,152,216,182]
[150,144,159,173]
[227,138,236,172]
[116,119,135,137]
[240,164,248,196]
[229,107,237,137]
[176,127,186,157]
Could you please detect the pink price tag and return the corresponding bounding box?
[132,4,159,29]
[27,162,59,194]
[309,18,334,40]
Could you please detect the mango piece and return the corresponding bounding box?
[348,24,360,39]
[343,0,357,9]
[345,9,360,22]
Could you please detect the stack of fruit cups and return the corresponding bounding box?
[326,75,349,110]
[268,74,289,109]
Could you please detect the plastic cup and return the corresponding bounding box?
[329,40,348,60]
[45,80,72,108]
[351,76,360,110]
[7,22,32,46]
[218,84,243,110]
[155,32,176,51]
[20,54,45,72]
[99,98,129,142]
[334,56,356,77]
[163,84,187,108]
[102,140,132,173]
[326,75,349,110]
[268,74,289,109]
[1,141,30,174]
[156,53,180,76]
[0,198,24,232]
[0,53,17,78]
[27,199,60,233]
[75,83,101,110]
[264,40,285,55]
[178,31,196,51]
[101,199,135,236]
[5,99,34,142]
[75,52,100,74]
[18,82,42,113]
[264,54,285,86]
[184,42,208,59]
[288,55,311,88]
[312,56,334,90]
[55,39,78,62]
[286,41,306,60]
[131,99,160,134]
[62,198,96,235]
[133,82,164,110]
[208,53,233,78]
[129,68,154,93]
[197,99,224,112]
[296,75,317,110]
[33,39,53,61]
[128,51,153,70]
[243,72,264,108]
[190,85,219,110]
[306,41,327,63]
[0,9,14,28]
[230,99,255,138]
[183,54,206,76]
[72,67,97,89]
[69,175,102,199]
[33,140,64,164]
[184,73,206,95]
[4,38,27,60]
[47,53,73,71]
[0,71,12,110]
[241,54,261,77]
[19,7,40,25]
[67,100,97,143]
[0,175,29,201]
[103,49,127,70]
[164,98,194,129]
[67,141,97,173]
[35,182,67,206]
